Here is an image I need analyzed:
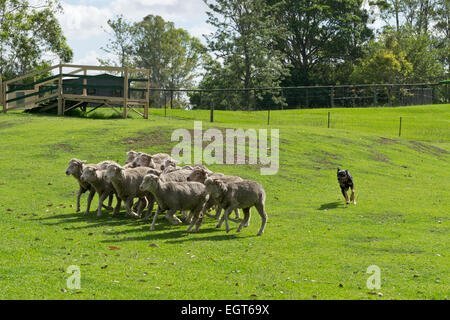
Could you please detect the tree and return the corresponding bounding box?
[271,0,373,86]
[0,0,72,79]
[98,15,136,69]
[134,15,206,89]
[203,0,290,109]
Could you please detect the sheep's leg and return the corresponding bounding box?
[254,203,268,236]
[76,187,83,213]
[222,207,234,233]
[149,207,161,231]
[84,189,96,216]
[112,195,122,216]
[186,210,196,233]
[165,209,182,225]
[102,194,114,210]
[143,199,155,221]
[136,197,146,218]
[237,208,250,233]
[125,198,139,219]
[97,192,109,217]
[213,205,223,219]
[227,208,242,223]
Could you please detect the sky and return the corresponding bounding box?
[56,0,214,66]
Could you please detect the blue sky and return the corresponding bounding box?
[56,0,213,66]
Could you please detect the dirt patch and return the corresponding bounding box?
[0,121,16,130]
[378,137,398,145]
[408,141,449,156]
[121,128,173,152]
[49,143,74,153]
[370,150,390,163]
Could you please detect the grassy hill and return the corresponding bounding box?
[0,104,448,299]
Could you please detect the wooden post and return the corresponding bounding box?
[144,69,149,119]
[210,104,214,123]
[328,112,330,128]
[267,109,270,125]
[83,69,87,96]
[3,82,8,113]
[373,87,377,106]
[57,64,63,116]
[330,87,334,108]
[123,67,129,119]
[164,92,167,117]
[399,117,402,137]
[0,76,4,113]
[170,90,173,109]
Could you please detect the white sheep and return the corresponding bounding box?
[139,174,209,232]
[104,163,156,219]
[204,178,268,236]
[80,165,120,217]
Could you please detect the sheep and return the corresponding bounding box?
[104,163,155,219]
[187,168,243,221]
[160,158,181,173]
[80,165,120,217]
[139,174,209,232]
[65,159,116,214]
[65,159,95,214]
[125,150,139,165]
[204,178,268,236]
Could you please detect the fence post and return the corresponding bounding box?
[164,92,167,117]
[0,76,4,113]
[170,90,173,109]
[399,117,402,137]
[123,67,129,119]
[57,63,63,116]
[330,87,334,108]
[267,109,270,125]
[210,104,214,123]
[328,111,330,128]
[373,87,377,106]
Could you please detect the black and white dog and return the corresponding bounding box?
[337,168,356,205]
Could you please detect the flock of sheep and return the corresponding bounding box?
[65,151,268,236]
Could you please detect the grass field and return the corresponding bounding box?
[0,104,448,300]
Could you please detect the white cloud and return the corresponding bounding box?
[58,3,112,40]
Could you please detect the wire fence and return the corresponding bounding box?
[148,83,448,111]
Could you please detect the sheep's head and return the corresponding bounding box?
[98,160,116,171]
[160,158,177,171]
[132,153,154,168]
[66,159,85,176]
[80,165,98,183]
[204,178,227,198]
[125,151,140,164]
[187,168,208,182]
[140,174,159,192]
[105,163,124,182]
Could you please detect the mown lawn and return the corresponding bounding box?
[0,104,448,299]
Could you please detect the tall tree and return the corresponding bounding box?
[98,15,136,69]
[0,0,73,79]
[134,15,205,90]
[203,0,290,108]
[271,0,373,86]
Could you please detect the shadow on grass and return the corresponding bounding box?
[318,201,345,210]
[32,210,139,229]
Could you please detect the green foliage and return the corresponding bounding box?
[200,0,290,109]
[0,0,73,80]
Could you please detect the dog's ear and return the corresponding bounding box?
[337,168,340,173]
[345,170,349,174]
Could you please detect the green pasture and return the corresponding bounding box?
[0,104,448,299]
